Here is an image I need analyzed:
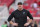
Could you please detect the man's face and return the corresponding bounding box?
[18,5,23,9]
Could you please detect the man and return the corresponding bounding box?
[8,2,33,27]
[31,2,38,9]
[1,21,8,27]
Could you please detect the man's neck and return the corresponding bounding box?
[18,8,23,11]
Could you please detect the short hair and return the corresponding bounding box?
[18,2,23,5]
[5,21,7,24]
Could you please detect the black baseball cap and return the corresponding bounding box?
[18,2,23,5]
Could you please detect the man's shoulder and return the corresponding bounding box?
[12,9,18,13]
[23,9,29,12]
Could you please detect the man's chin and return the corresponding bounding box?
[19,8,22,9]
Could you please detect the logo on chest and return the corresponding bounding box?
[23,12,25,14]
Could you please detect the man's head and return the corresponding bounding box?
[4,21,7,24]
[17,2,23,11]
